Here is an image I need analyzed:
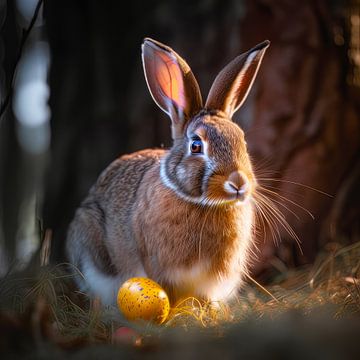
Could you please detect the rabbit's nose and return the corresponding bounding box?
[226,171,248,194]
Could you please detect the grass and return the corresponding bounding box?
[0,241,360,357]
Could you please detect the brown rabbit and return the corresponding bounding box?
[66,38,270,305]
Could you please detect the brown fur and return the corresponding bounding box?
[132,163,244,296]
[66,38,269,305]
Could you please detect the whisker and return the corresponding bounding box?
[253,196,281,246]
[255,193,303,254]
[254,162,280,176]
[258,186,315,220]
[256,178,332,197]
[257,183,305,200]
[257,189,301,221]
[252,199,267,244]
[255,198,291,249]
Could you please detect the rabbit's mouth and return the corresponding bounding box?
[206,189,250,205]
[224,179,248,200]
[206,171,252,204]
[226,188,248,201]
[223,187,249,203]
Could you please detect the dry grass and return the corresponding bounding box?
[0,241,359,355]
[166,241,360,328]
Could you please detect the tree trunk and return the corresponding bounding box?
[239,0,360,277]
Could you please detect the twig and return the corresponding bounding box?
[244,273,280,303]
[0,0,44,122]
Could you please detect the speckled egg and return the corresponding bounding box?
[117,277,170,324]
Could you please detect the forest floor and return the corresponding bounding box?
[0,241,360,359]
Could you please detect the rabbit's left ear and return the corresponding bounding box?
[205,41,270,118]
[142,38,203,138]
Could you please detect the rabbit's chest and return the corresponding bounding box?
[133,168,254,283]
[135,193,240,264]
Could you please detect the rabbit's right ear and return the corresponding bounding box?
[205,41,270,118]
[142,38,203,138]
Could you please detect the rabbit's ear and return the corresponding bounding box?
[205,41,270,118]
[142,38,203,138]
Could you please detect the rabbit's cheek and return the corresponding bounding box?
[178,166,205,197]
[175,164,187,180]
[175,158,205,197]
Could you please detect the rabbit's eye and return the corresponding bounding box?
[190,139,203,154]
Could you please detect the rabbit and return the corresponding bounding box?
[66,38,270,306]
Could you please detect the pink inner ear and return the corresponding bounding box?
[155,51,186,110]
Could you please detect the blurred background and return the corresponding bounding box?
[0,0,359,281]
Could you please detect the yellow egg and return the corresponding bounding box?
[117,277,170,324]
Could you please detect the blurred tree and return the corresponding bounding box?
[1,0,48,271]
[42,0,360,279]
[240,0,360,277]
[0,0,22,271]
